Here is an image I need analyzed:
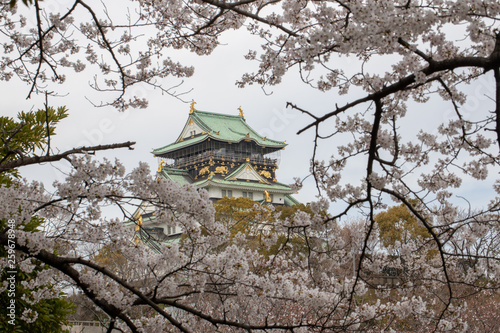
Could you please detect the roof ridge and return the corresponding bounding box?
[197,178,293,193]
[164,167,189,174]
[190,113,212,132]
[224,162,248,180]
[228,127,247,136]
[193,110,242,119]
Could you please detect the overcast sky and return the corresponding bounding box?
[4,28,327,203]
[3,14,498,217]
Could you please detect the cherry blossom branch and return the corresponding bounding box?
[0,232,140,332]
[381,187,454,327]
[201,0,299,37]
[494,65,500,151]
[29,0,48,98]
[76,0,127,94]
[3,231,328,332]
[347,98,383,315]
[297,54,499,135]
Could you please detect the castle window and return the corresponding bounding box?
[167,225,177,235]
[243,191,253,200]
[222,189,232,198]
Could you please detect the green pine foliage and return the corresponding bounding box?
[0,106,68,184]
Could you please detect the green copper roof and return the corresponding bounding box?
[284,195,300,206]
[160,167,192,184]
[159,166,292,193]
[192,110,285,146]
[194,177,294,194]
[153,110,286,155]
[154,135,207,156]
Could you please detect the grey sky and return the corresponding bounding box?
[3,14,498,215]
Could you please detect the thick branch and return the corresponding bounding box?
[0,141,135,173]
[494,66,500,151]
[297,55,498,135]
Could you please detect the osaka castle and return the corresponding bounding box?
[132,102,298,242]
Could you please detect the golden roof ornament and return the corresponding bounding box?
[158,160,165,173]
[264,190,271,202]
[238,106,245,120]
[189,100,197,114]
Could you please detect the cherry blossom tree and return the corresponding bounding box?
[1,0,500,332]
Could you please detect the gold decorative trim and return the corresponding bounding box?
[199,166,210,176]
[215,166,228,175]
[157,160,165,173]
[259,170,272,179]
[189,100,196,114]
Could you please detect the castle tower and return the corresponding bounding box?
[131,103,298,243]
[153,103,297,206]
